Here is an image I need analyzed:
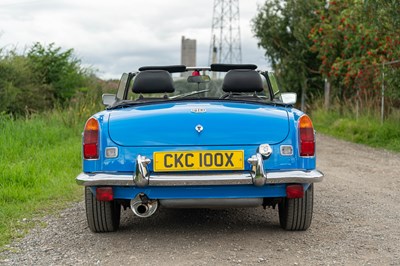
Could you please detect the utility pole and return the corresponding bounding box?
[209,0,242,65]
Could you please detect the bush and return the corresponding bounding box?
[0,43,98,117]
[0,52,54,115]
[27,43,87,103]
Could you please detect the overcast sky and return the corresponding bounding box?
[0,0,268,79]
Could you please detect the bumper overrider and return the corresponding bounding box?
[76,153,324,187]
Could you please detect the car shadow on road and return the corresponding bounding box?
[117,207,282,235]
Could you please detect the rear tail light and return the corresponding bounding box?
[286,184,304,198]
[299,115,315,156]
[83,117,99,159]
[96,187,113,201]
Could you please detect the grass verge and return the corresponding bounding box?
[0,112,84,248]
[312,109,400,152]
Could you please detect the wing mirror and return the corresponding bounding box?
[102,94,117,106]
[280,92,297,105]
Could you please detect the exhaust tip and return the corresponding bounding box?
[130,193,158,218]
[136,204,148,214]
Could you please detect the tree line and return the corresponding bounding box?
[0,43,112,116]
[252,0,400,112]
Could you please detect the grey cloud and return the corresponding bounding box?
[0,0,268,79]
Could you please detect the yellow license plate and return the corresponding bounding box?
[153,150,244,172]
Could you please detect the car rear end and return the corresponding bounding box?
[76,64,323,232]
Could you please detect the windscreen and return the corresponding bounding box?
[125,70,271,102]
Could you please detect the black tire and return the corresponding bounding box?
[278,184,314,231]
[85,187,121,233]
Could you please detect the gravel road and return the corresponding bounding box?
[1,135,400,265]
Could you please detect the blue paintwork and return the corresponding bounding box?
[89,183,311,200]
[108,101,289,146]
[82,99,317,200]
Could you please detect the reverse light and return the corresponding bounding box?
[96,187,113,201]
[299,115,315,157]
[286,185,304,199]
[280,145,293,156]
[105,147,118,158]
[83,117,99,159]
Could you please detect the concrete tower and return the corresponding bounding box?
[181,36,196,68]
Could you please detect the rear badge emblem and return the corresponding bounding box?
[191,108,206,113]
[195,124,204,133]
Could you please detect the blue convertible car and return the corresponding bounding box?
[76,64,323,232]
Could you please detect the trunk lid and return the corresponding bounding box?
[108,101,289,146]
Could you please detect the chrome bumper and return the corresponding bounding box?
[76,153,324,187]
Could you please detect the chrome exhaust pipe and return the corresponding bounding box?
[130,193,158,218]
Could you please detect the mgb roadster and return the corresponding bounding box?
[76,64,323,232]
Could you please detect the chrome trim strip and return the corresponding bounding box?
[186,66,211,71]
[76,169,323,187]
[149,173,253,186]
[266,170,324,184]
[76,173,134,186]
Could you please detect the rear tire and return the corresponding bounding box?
[85,187,121,232]
[278,184,313,231]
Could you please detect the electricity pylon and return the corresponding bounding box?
[209,0,242,65]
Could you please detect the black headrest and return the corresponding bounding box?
[132,70,175,94]
[222,69,263,93]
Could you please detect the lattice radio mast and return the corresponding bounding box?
[209,0,242,65]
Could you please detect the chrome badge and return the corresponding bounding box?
[191,108,206,113]
[195,124,204,133]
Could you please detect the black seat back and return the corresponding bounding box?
[222,69,263,93]
[133,70,175,94]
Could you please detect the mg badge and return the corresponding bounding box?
[191,108,206,113]
[195,124,204,133]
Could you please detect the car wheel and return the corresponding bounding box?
[85,187,121,232]
[278,184,313,231]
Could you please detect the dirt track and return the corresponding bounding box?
[1,134,400,265]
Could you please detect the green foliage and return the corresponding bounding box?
[0,52,53,115]
[312,107,400,152]
[0,42,116,248]
[385,67,400,103]
[0,111,84,247]
[27,42,88,103]
[0,80,107,247]
[253,0,399,113]
[309,0,400,103]
[252,0,325,98]
[0,42,99,116]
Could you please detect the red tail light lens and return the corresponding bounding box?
[83,118,99,159]
[96,187,113,201]
[286,184,304,198]
[299,115,315,156]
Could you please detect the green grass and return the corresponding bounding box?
[0,102,398,249]
[312,109,400,152]
[0,112,84,248]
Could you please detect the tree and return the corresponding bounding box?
[252,0,325,110]
[0,50,53,115]
[309,0,400,108]
[0,43,97,116]
[27,43,87,103]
